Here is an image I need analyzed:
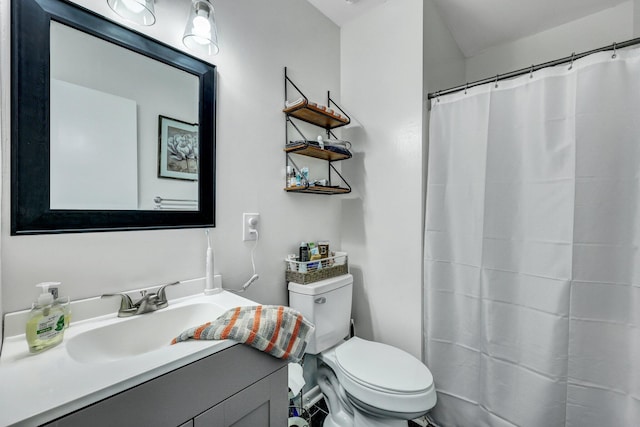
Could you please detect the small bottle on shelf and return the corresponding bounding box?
[286,166,296,187]
[299,242,310,273]
[299,242,309,262]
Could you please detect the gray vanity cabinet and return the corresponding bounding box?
[43,344,288,427]
[194,368,283,426]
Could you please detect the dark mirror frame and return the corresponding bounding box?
[11,0,216,235]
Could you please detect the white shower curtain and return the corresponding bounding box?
[425,48,640,427]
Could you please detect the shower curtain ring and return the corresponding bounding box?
[530,64,534,78]
[494,74,499,88]
[612,42,618,59]
[464,83,468,94]
[436,91,441,103]
[568,52,575,70]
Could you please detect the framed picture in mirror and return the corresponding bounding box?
[158,115,199,181]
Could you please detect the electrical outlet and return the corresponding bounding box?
[243,213,260,241]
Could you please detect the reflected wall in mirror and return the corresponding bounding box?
[50,22,199,211]
[12,0,216,234]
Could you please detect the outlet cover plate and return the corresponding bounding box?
[243,213,259,241]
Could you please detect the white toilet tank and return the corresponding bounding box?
[288,274,353,355]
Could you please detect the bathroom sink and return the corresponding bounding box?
[66,302,227,363]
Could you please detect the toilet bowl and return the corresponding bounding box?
[288,274,437,426]
[321,337,436,419]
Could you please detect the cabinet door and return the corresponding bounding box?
[224,372,273,427]
[194,366,287,427]
[193,403,223,427]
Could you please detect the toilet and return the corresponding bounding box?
[288,274,437,427]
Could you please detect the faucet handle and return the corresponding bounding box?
[101,293,134,311]
[156,281,179,303]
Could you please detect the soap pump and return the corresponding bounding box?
[25,282,66,353]
[47,281,70,329]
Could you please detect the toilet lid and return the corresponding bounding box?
[334,338,433,394]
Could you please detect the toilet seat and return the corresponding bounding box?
[320,337,437,417]
[335,337,433,394]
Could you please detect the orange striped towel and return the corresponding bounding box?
[171,305,315,363]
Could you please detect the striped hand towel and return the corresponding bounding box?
[171,305,315,363]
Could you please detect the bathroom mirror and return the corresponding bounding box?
[11,0,216,234]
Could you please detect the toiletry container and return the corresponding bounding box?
[287,166,296,187]
[26,282,66,353]
[299,242,310,262]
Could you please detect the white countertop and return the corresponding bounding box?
[0,289,256,427]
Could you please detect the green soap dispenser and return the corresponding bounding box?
[26,282,66,353]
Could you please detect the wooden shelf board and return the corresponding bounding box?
[283,103,349,129]
[284,186,351,195]
[284,144,351,162]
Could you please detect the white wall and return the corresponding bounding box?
[635,0,640,35]
[465,1,634,82]
[424,1,466,96]
[340,0,424,359]
[0,0,342,325]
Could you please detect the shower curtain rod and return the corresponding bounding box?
[427,37,640,100]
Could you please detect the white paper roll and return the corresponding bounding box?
[288,363,305,398]
[288,417,309,427]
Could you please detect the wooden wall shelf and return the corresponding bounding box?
[283,67,352,195]
[284,144,351,162]
[283,101,350,129]
[284,186,351,195]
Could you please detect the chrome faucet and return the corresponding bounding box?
[102,281,179,317]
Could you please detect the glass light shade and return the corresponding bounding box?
[107,0,156,26]
[183,0,219,56]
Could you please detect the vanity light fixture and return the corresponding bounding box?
[183,0,219,56]
[107,0,156,26]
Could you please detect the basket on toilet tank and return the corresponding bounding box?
[285,251,348,285]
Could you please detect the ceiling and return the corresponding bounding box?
[307,0,628,57]
[305,0,388,27]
